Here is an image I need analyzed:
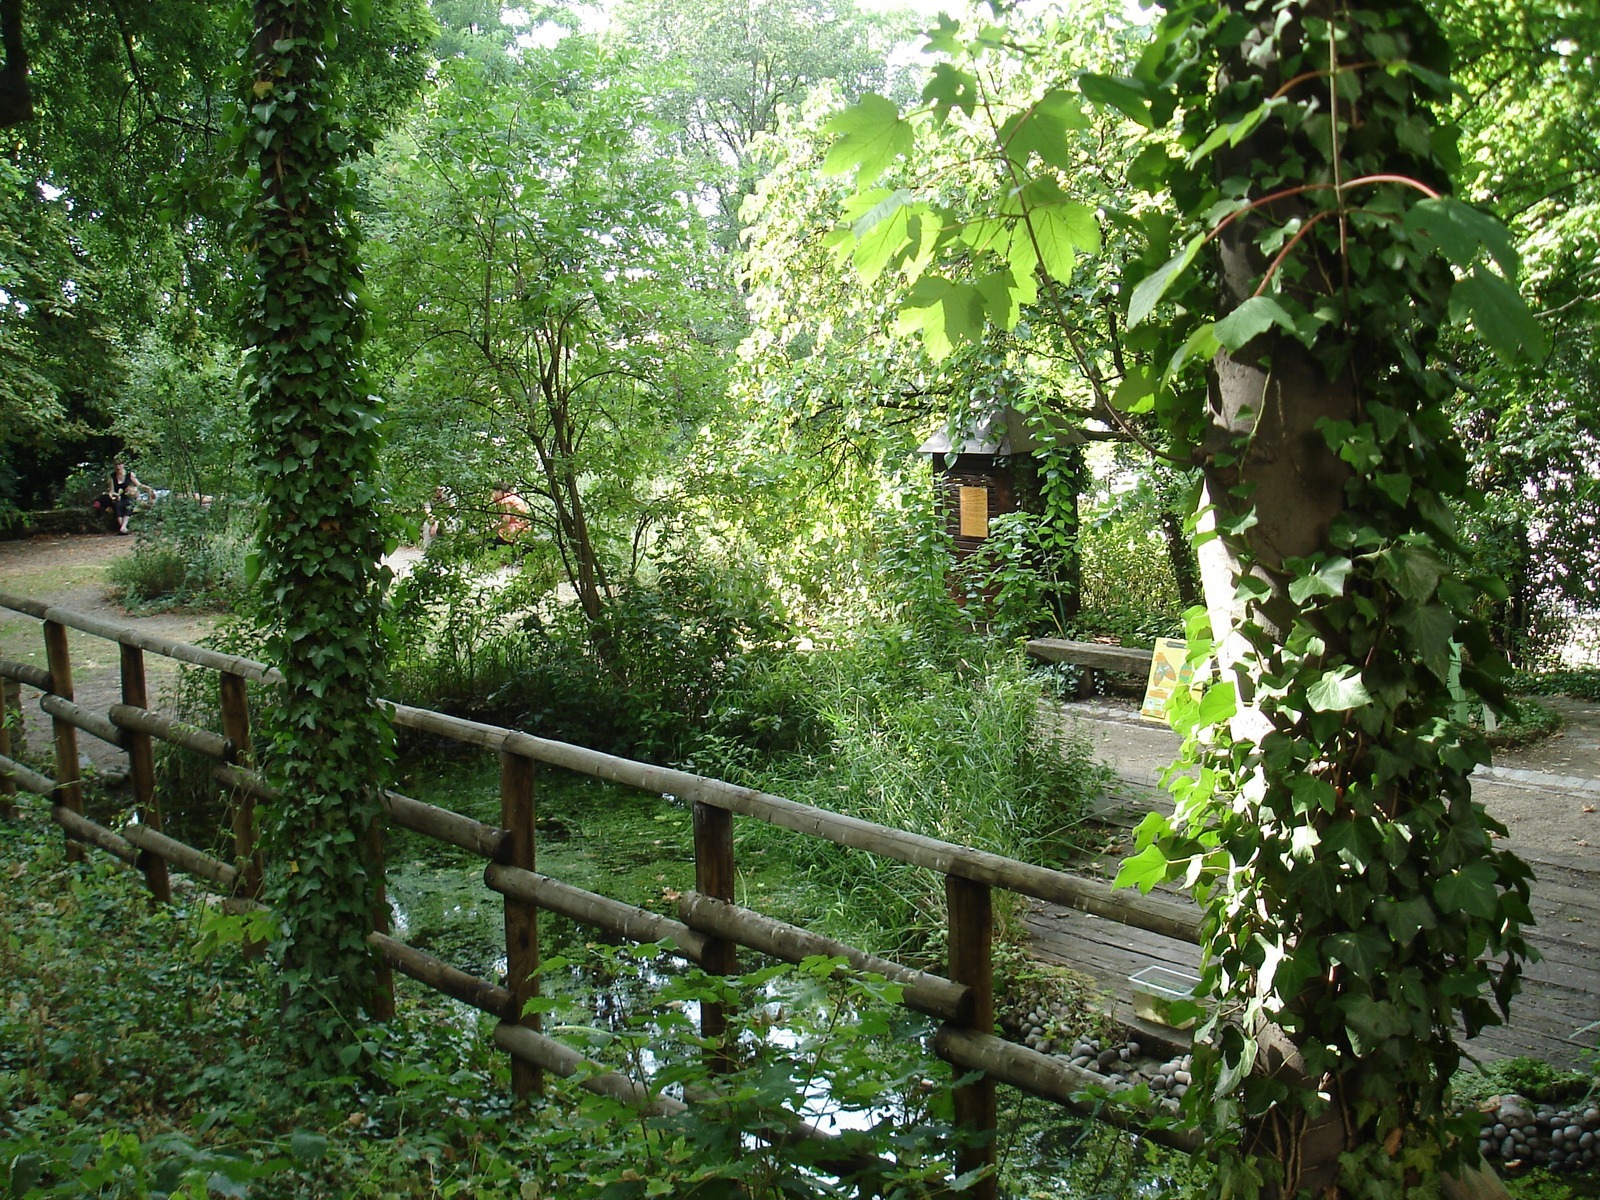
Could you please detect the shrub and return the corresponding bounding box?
[387,539,801,763]
[106,498,250,609]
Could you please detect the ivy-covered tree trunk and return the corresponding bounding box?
[238,0,394,1057]
[1133,2,1539,1196]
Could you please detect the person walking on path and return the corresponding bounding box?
[108,461,154,535]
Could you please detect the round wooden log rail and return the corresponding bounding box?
[0,656,52,691]
[388,790,509,860]
[0,591,1207,1160]
[212,763,276,801]
[121,823,238,889]
[51,803,139,865]
[39,693,126,749]
[677,890,970,1022]
[367,931,514,1019]
[0,591,281,684]
[0,595,1195,939]
[934,1026,1203,1153]
[1,751,57,796]
[492,1024,685,1116]
[108,703,230,761]
[485,863,709,962]
[387,702,1200,944]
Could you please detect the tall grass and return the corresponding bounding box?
[753,626,1110,959]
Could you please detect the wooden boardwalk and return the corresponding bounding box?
[1025,779,1600,1071]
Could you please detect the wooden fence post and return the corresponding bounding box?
[217,672,263,903]
[120,644,171,903]
[946,875,997,1200]
[500,749,541,1096]
[367,815,397,1021]
[692,801,738,1059]
[42,621,85,863]
[0,677,18,819]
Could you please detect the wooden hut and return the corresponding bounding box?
[918,407,1044,561]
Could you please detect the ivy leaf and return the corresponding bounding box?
[1341,994,1409,1055]
[1196,679,1237,726]
[1307,666,1370,712]
[1184,98,1283,168]
[822,95,913,182]
[1287,556,1352,604]
[1213,295,1296,351]
[1379,544,1445,602]
[1434,861,1500,919]
[1449,263,1548,366]
[1113,843,1171,894]
[1394,602,1456,683]
[1128,233,1205,329]
[1078,73,1153,129]
[1376,894,1438,943]
[1325,929,1390,977]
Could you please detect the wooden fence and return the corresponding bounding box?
[0,590,1202,1194]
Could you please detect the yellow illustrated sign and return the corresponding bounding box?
[1141,637,1196,722]
[958,486,989,538]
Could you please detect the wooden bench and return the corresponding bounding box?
[1025,638,1153,698]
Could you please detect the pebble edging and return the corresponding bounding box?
[1479,1094,1600,1173]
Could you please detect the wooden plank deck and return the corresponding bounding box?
[1025,779,1600,1071]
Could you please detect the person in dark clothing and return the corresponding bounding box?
[108,461,154,534]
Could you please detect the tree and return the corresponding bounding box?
[825,1,1543,1194]
[237,0,401,1057]
[1441,0,1600,664]
[611,0,900,248]
[366,47,729,645]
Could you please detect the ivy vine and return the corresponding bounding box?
[235,0,395,1060]
[823,0,1546,1194]
[1102,4,1542,1196]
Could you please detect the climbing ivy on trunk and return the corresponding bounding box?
[822,0,1545,1194]
[237,0,394,1059]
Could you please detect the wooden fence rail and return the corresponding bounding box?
[0,589,1203,1194]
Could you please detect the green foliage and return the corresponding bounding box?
[527,944,964,1198]
[0,810,972,1199]
[388,536,803,763]
[111,331,252,504]
[233,0,399,1061]
[1453,1058,1596,1110]
[825,2,1548,1193]
[759,627,1108,956]
[1095,4,1543,1190]
[106,500,252,609]
[1511,669,1600,703]
[365,45,731,644]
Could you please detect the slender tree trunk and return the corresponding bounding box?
[241,0,394,1059]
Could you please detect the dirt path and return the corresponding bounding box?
[0,533,222,779]
[0,533,430,781]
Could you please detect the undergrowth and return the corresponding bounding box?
[3,804,1190,1198]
